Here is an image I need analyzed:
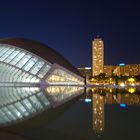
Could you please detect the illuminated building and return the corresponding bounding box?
[103,65,116,77]
[104,64,140,77]
[115,64,140,76]
[92,89,104,134]
[78,64,140,78]
[92,38,104,76]
[0,38,84,127]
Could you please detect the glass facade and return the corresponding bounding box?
[47,68,84,85]
[0,43,84,127]
[0,44,51,83]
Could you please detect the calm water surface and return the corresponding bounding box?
[1,87,140,140]
[46,87,140,140]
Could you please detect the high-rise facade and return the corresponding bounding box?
[92,38,104,76]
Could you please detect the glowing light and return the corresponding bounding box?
[85,67,91,70]
[131,83,135,86]
[85,98,91,103]
[91,88,95,92]
[95,83,99,85]
[90,78,96,82]
[119,63,125,66]
[128,88,136,93]
[128,78,135,82]
[120,104,126,108]
[17,112,21,117]
[120,83,125,87]
[109,88,112,93]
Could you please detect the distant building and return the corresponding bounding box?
[92,38,104,76]
[78,64,140,78]
[104,64,140,76]
[115,64,140,76]
[77,67,92,80]
[103,65,116,77]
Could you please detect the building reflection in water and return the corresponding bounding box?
[89,87,140,135]
[91,88,105,135]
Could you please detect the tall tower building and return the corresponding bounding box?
[92,38,104,76]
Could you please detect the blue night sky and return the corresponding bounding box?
[0,0,140,67]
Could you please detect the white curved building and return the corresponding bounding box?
[0,38,84,127]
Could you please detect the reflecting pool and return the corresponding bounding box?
[1,87,140,140]
[46,87,140,140]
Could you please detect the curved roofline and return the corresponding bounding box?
[0,38,81,76]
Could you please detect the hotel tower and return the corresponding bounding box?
[92,38,104,76]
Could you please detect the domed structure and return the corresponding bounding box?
[0,38,84,127]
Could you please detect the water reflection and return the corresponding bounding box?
[0,86,84,127]
[88,87,140,136]
[46,86,84,107]
[92,89,104,135]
